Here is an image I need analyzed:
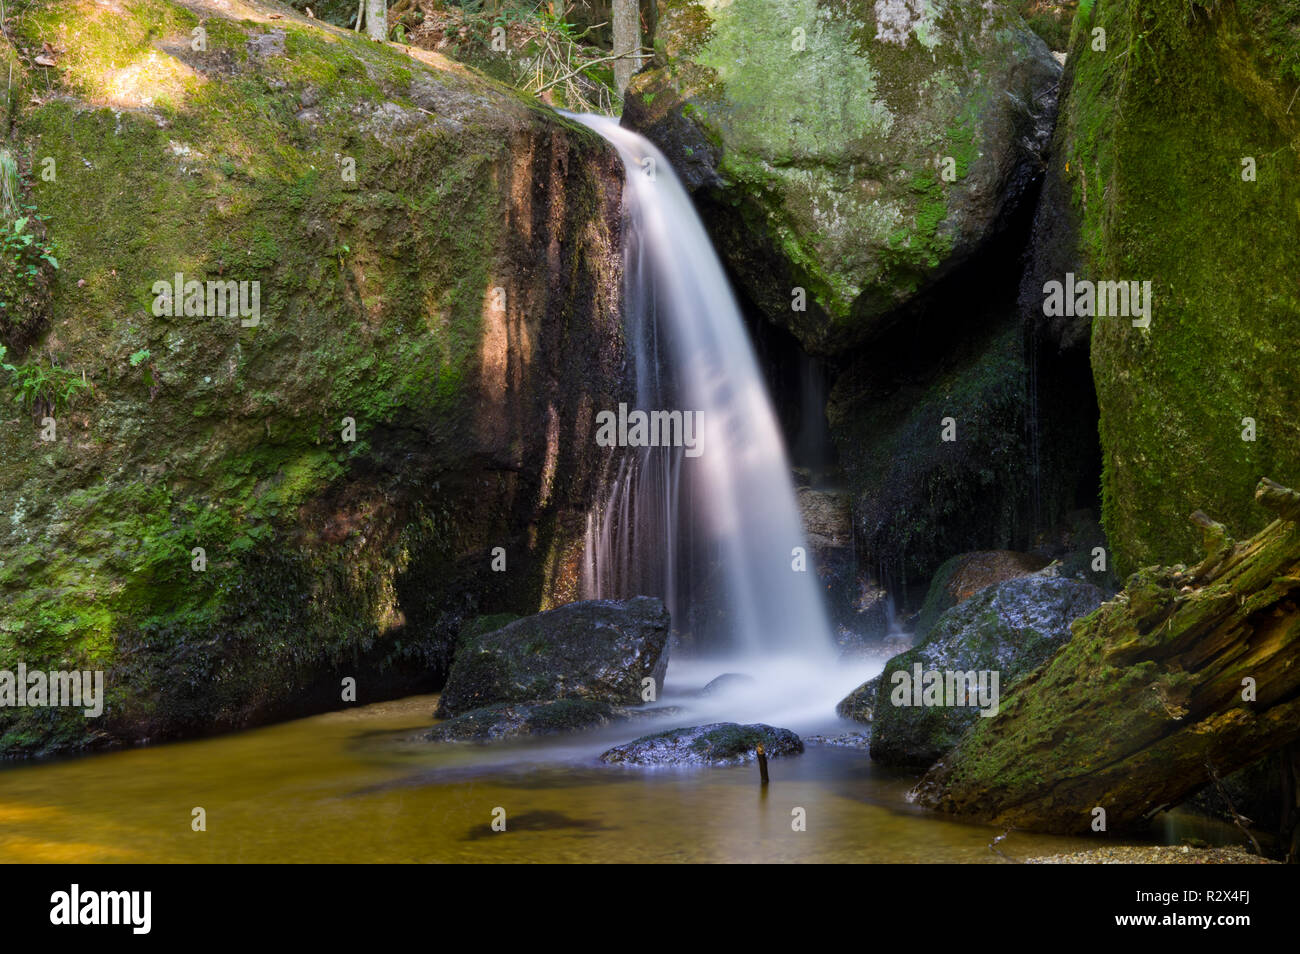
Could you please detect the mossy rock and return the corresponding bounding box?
[625,0,1061,354]
[434,597,672,717]
[1050,0,1300,576]
[837,571,1103,767]
[1013,0,1076,51]
[429,698,610,741]
[0,0,628,755]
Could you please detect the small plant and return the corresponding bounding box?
[130,347,158,397]
[1,346,92,418]
[0,149,21,219]
[1,215,60,285]
[0,150,60,344]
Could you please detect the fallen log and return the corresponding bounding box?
[912,478,1300,834]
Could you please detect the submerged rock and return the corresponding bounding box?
[803,731,871,751]
[838,572,1104,767]
[600,723,803,766]
[427,699,683,743]
[435,598,671,718]
[624,0,1061,353]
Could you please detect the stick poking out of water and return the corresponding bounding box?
[756,743,769,785]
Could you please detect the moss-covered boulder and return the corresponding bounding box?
[0,0,629,755]
[837,571,1103,767]
[434,597,671,717]
[1048,0,1300,576]
[623,0,1060,353]
[600,721,802,766]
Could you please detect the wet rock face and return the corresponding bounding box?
[828,312,1032,586]
[624,0,1061,354]
[600,722,803,766]
[0,0,628,756]
[434,598,672,718]
[837,571,1104,767]
[796,486,890,646]
[427,699,684,742]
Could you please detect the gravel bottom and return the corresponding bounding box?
[1027,845,1276,864]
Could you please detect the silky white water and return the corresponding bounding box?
[566,112,861,723]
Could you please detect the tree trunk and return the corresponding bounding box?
[612,0,640,94]
[913,477,1300,835]
[365,0,387,42]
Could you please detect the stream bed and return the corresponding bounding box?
[0,692,1202,863]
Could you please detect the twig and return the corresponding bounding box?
[988,827,1023,863]
[533,45,650,94]
[1205,758,1263,857]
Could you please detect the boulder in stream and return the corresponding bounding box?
[838,571,1104,767]
[600,723,803,766]
[435,598,671,718]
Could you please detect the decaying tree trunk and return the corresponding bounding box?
[912,477,1300,834]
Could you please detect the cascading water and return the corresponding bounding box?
[565,113,873,725]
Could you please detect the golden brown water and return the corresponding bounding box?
[0,694,1134,863]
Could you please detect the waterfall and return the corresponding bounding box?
[568,112,834,662]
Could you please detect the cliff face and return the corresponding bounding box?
[0,0,629,754]
[623,0,1061,355]
[620,1,1099,589]
[1052,0,1300,575]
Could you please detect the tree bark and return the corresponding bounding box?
[912,477,1300,834]
[612,0,640,94]
[365,0,387,42]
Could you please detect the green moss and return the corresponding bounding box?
[0,0,622,754]
[1061,0,1300,575]
[829,319,1031,582]
[634,0,1058,352]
